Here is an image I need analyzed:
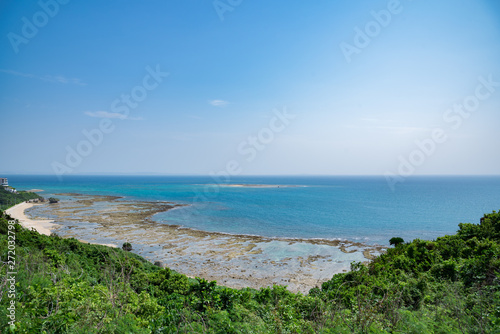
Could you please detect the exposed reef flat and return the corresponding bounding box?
[26,194,386,293]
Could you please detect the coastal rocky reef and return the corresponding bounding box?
[1,209,500,333]
[27,193,386,293]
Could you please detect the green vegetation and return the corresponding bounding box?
[1,208,499,333]
[48,197,59,204]
[389,237,404,246]
[122,242,133,252]
[0,187,42,211]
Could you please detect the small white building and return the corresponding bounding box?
[0,178,7,186]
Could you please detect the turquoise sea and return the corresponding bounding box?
[5,175,500,245]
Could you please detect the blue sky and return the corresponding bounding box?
[1,0,499,176]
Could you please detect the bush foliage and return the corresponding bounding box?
[1,208,499,333]
[0,187,42,210]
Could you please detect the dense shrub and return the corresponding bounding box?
[1,209,499,332]
[0,187,42,210]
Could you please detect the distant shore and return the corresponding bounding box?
[211,184,301,188]
[26,189,45,193]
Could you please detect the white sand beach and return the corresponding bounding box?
[5,202,59,236]
[5,201,118,248]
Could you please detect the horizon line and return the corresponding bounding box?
[1,173,500,177]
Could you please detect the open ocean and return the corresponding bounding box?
[5,175,500,245]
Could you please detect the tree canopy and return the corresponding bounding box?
[1,209,499,332]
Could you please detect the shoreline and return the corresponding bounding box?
[15,193,387,293]
[5,201,118,248]
[5,202,60,236]
[5,202,118,248]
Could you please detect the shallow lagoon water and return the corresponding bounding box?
[10,175,500,245]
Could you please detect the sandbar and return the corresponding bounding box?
[212,184,300,188]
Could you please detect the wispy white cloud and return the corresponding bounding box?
[209,99,229,107]
[50,75,86,85]
[84,111,142,121]
[0,69,86,86]
[373,125,430,135]
[359,117,396,123]
[345,125,430,135]
[343,117,431,135]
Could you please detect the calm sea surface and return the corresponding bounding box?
[5,175,500,245]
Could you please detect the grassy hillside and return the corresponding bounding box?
[0,187,42,211]
[1,209,499,333]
